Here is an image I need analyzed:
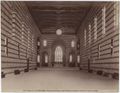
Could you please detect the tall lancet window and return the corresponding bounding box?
[77,55,80,63]
[45,54,48,63]
[71,40,75,48]
[94,17,97,40]
[84,29,87,46]
[88,24,91,44]
[37,55,40,63]
[55,46,63,62]
[43,40,47,47]
[12,12,16,39]
[69,54,72,63]
[102,6,106,35]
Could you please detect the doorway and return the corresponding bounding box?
[42,52,48,67]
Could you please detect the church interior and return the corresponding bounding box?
[1,1,119,92]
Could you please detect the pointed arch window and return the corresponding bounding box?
[43,40,47,47]
[94,17,97,40]
[12,12,16,39]
[77,55,80,63]
[71,40,75,47]
[45,54,48,63]
[102,6,106,35]
[55,46,63,62]
[88,24,91,44]
[69,54,72,63]
[84,29,87,46]
[37,55,40,63]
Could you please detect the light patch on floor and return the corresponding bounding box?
[2,68,119,92]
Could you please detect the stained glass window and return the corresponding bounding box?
[43,40,47,47]
[69,54,72,63]
[37,55,40,63]
[45,54,48,63]
[77,55,80,63]
[56,29,62,35]
[71,41,75,47]
[55,46,63,62]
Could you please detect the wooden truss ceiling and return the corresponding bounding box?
[25,1,100,34]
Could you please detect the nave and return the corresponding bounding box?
[1,1,119,92]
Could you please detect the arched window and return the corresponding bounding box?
[45,54,48,63]
[77,55,80,63]
[43,40,47,47]
[84,29,87,46]
[37,55,40,63]
[69,54,72,63]
[12,12,16,39]
[27,30,30,49]
[55,46,63,62]
[71,40,75,47]
[37,41,40,46]
[21,22,24,43]
[102,6,106,35]
[88,24,91,44]
[94,17,97,40]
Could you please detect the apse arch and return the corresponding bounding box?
[51,38,66,66]
[55,46,63,62]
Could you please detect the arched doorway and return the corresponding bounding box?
[42,52,48,67]
[69,52,76,67]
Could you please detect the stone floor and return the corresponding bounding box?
[2,67,119,92]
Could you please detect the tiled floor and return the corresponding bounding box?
[2,67,119,92]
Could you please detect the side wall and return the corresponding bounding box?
[77,2,119,75]
[1,1,41,75]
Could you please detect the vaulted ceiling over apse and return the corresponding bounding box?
[25,1,93,35]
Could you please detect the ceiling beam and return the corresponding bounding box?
[32,11,85,15]
[35,20,80,23]
[26,1,98,35]
[33,16,82,20]
[28,5,90,11]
